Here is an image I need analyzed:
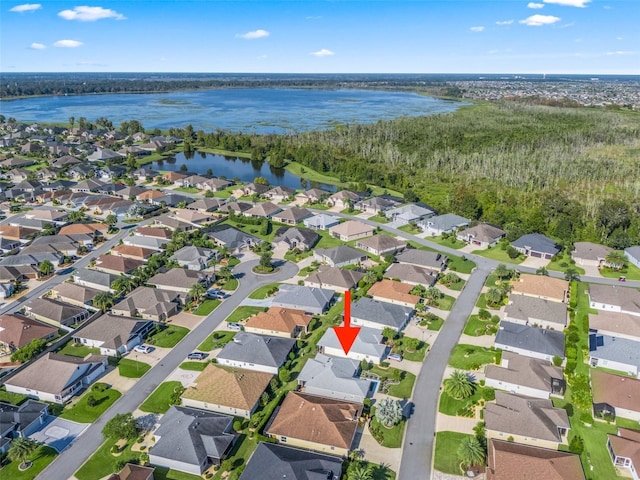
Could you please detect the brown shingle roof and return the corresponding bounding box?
[608,428,640,472]
[266,392,360,450]
[135,227,173,239]
[304,266,364,290]
[51,282,101,304]
[485,352,563,394]
[111,244,155,260]
[511,274,569,303]
[0,314,57,349]
[59,223,108,236]
[94,254,144,274]
[329,220,374,237]
[487,439,585,480]
[355,235,405,252]
[136,189,165,201]
[589,310,640,340]
[182,364,272,411]
[591,369,640,412]
[107,463,155,480]
[244,307,312,335]
[0,225,39,240]
[368,279,420,306]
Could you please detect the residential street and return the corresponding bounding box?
[35,259,298,480]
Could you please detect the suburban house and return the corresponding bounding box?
[589,284,640,316]
[219,201,253,216]
[148,406,236,475]
[355,235,406,256]
[317,326,387,364]
[265,391,361,456]
[94,255,145,275]
[486,439,585,480]
[384,263,438,287]
[232,182,269,198]
[367,279,421,308]
[23,298,91,328]
[328,220,374,242]
[572,242,612,268]
[395,249,448,272]
[4,353,107,404]
[73,268,118,293]
[485,352,565,399]
[272,207,313,225]
[0,314,57,353]
[511,274,569,303]
[384,203,434,225]
[503,295,568,329]
[273,227,319,252]
[485,391,570,449]
[239,442,343,480]
[244,201,282,219]
[456,223,507,248]
[170,246,217,271]
[0,400,49,454]
[294,188,329,205]
[72,314,155,356]
[350,296,414,333]
[304,266,365,292]
[589,310,640,343]
[354,196,399,214]
[123,235,168,251]
[244,307,313,338]
[181,364,272,419]
[112,287,181,321]
[303,213,341,231]
[271,285,334,315]
[326,190,361,210]
[314,246,368,268]
[591,370,640,422]
[588,331,640,378]
[606,428,640,480]
[420,213,470,236]
[59,222,108,237]
[511,233,560,259]
[494,321,565,361]
[107,464,155,480]
[49,282,101,309]
[111,244,156,262]
[297,354,374,403]
[187,198,226,213]
[625,246,640,269]
[207,225,261,252]
[216,332,296,375]
[147,268,209,294]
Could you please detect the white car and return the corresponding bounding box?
[133,345,153,354]
[228,322,243,331]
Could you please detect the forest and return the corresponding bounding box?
[169,101,640,248]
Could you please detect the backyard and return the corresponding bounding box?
[56,342,100,358]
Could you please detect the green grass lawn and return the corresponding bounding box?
[346,461,397,480]
[248,283,280,299]
[226,256,241,267]
[369,366,416,399]
[474,293,502,310]
[448,344,501,370]
[438,387,495,416]
[56,342,101,358]
[392,337,429,362]
[398,223,421,234]
[146,325,189,348]
[442,278,465,291]
[463,314,498,336]
[547,252,586,275]
[59,386,121,423]
[369,417,406,448]
[472,247,525,264]
[600,263,640,280]
[154,467,203,480]
[314,229,345,249]
[220,277,239,290]
[429,235,465,249]
[225,305,267,324]
[2,445,58,480]
[75,437,138,480]
[174,186,200,194]
[285,161,342,187]
[368,214,389,224]
[179,361,209,371]
[198,330,236,351]
[433,293,456,311]
[0,386,28,405]
[284,248,314,262]
[434,431,473,475]
[139,381,183,414]
[117,358,151,378]
[418,313,445,331]
[194,299,221,316]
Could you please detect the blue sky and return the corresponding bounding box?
[1,0,638,74]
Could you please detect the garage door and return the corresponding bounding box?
[531,251,543,258]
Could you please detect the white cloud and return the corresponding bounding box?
[527,3,545,9]
[53,39,83,48]
[236,29,270,40]
[30,42,46,50]
[616,36,623,40]
[470,26,485,32]
[543,0,590,7]
[606,51,635,56]
[58,6,125,21]
[519,14,561,26]
[9,3,41,12]
[496,20,514,25]
[311,49,334,57]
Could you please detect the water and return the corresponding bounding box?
[0,88,461,134]
[154,151,336,191]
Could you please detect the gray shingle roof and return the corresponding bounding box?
[0,400,48,436]
[298,354,372,401]
[495,321,565,358]
[217,332,296,368]
[385,263,437,286]
[73,268,118,288]
[25,297,88,324]
[304,266,364,290]
[73,314,153,348]
[394,249,447,269]
[512,233,560,256]
[303,214,340,230]
[351,297,414,330]
[314,246,366,265]
[421,213,470,231]
[274,227,319,249]
[589,284,640,314]
[206,225,261,250]
[272,285,334,313]
[505,296,567,327]
[317,326,387,359]
[485,352,563,394]
[589,332,640,371]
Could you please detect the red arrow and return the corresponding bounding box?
[333,290,361,355]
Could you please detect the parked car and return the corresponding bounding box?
[228,322,243,331]
[619,276,627,282]
[133,344,153,354]
[206,290,226,300]
[187,352,207,360]
[388,353,403,362]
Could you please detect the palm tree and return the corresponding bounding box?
[444,370,476,400]
[494,263,510,281]
[349,463,373,480]
[363,270,378,285]
[111,275,136,294]
[457,436,486,470]
[188,282,206,303]
[442,272,461,286]
[93,291,115,313]
[605,250,627,271]
[105,214,118,226]
[8,437,39,470]
[564,267,579,282]
[485,287,503,307]
[39,260,54,277]
[424,286,443,305]
[374,397,403,428]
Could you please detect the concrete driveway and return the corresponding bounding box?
[30,417,89,453]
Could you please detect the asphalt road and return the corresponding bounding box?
[36,258,298,480]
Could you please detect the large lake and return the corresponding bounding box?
[0,88,460,134]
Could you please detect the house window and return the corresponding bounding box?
[280,436,287,443]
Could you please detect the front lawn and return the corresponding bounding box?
[2,445,58,480]
[448,344,501,370]
[146,325,189,348]
[248,283,280,299]
[56,342,100,358]
[179,361,209,371]
[418,313,444,331]
[600,262,640,281]
[117,358,151,378]
[369,417,406,448]
[429,235,465,249]
[174,186,199,194]
[0,386,28,405]
[194,299,220,316]
[75,436,143,480]
[59,384,121,423]
[198,330,236,351]
[139,381,183,414]
[368,214,389,224]
[314,229,345,249]
[346,461,397,480]
[432,293,455,311]
[472,246,525,264]
[434,431,474,475]
[391,337,429,362]
[547,252,586,275]
[220,277,238,290]
[284,248,314,262]
[463,314,499,337]
[225,306,267,324]
[398,223,421,234]
[438,387,495,417]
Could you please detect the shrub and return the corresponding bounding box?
[569,435,585,455]
[552,356,563,367]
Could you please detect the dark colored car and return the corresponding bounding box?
[187,352,207,360]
